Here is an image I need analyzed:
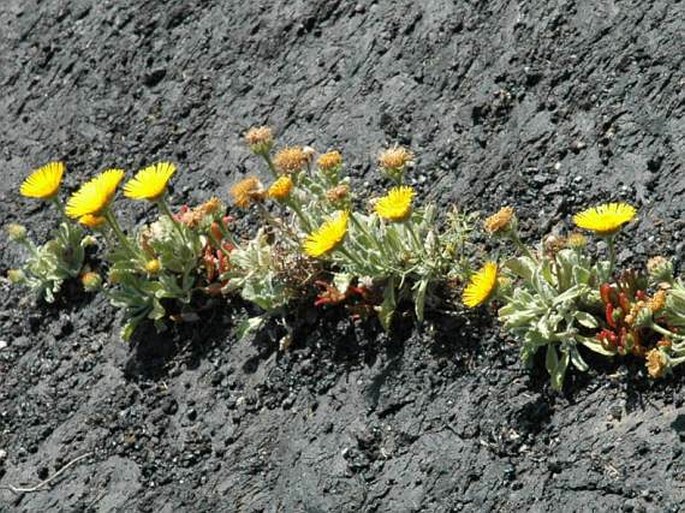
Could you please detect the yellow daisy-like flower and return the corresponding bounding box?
[123,161,176,202]
[268,175,293,201]
[303,211,349,258]
[78,214,107,229]
[230,177,265,208]
[374,186,414,222]
[572,202,636,236]
[462,261,498,308]
[66,169,125,219]
[20,161,65,200]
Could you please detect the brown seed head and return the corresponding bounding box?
[317,151,343,172]
[326,184,350,203]
[645,348,668,379]
[273,147,308,175]
[244,126,273,154]
[378,146,414,173]
[230,177,265,208]
[647,256,673,282]
[483,207,515,235]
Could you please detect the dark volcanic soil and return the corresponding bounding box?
[1,1,684,512]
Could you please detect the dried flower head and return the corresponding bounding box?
[317,151,343,172]
[66,169,125,218]
[462,261,498,308]
[326,184,350,204]
[176,198,224,228]
[483,206,515,235]
[245,126,274,155]
[230,177,265,208]
[268,175,294,201]
[374,186,414,222]
[78,214,106,229]
[572,202,636,236]
[124,161,177,202]
[6,223,27,242]
[145,259,161,275]
[303,211,349,258]
[379,146,414,171]
[543,234,566,257]
[566,232,587,249]
[273,147,308,175]
[81,271,103,292]
[645,348,668,379]
[649,290,667,313]
[20,161,65,200]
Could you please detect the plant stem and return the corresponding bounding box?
[286,198,311,232]
[104,209,137,256]
[606,235,616,278]
[337,246,366,271]
[51,197,69,221]
[510,231,536,261]
[262,154,278,179]
[650,322,685,341]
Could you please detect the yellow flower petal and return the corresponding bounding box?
[20,161,65,200]
[66,169,125,219]
[303,211,349,258]
[268,175,293,201]
[374,186,414,222]
[572,202,636,236]
[462,261,498,308]
[78,214,106,229]
[123,161,176,201]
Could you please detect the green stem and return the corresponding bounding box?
[262,154,278,179]
[104,209,137,256]
[256,203,299,242]
[337,246,366,270]
[51,197,69,221]
[287,199,312,232]
[20,239,40,258]
[650,322,685,341]
[405,221,423,254]
[510,231,536,261]
[606,235,616,279]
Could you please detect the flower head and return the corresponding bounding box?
[124,161,176,202]
[649,290,667,313]
[20,161,65,200]
[303,211,349,258]
[645,348,668,379]
[484,206,515,235]
[78,214,106,229]
[378,146,414,181]
[317,151,343,173]
[66,169,125,219]
[6,223,27,242]
[273,147,308,175]
[572,202,636,236]
[7,269,26,284]
[230,177,265,208]
[81,271,103,292]
[462,261,498,308]
[245,126,274,155]
[326,184,350,204]
[647,256,673,282]
[268,175,293,201]
[566,232,587,249]
[145,259,161,275]
[374,186,414,222]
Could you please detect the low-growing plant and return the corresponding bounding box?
[6,162,95,302]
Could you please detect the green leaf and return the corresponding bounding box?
[574,311,599,329]
[236,316,266,342]
[413,279,428,322]
[545,344,559,378]
[378,278,396,332]
[551,350,570,391]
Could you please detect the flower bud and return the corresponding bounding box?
[6,223,27,242]
[647,256,674,283]
[7,268,26,284]
[81,271,102,292]
[145,259,161,275]
[378,146,414,182]
[81,235,98,248]
[566,232,587,249]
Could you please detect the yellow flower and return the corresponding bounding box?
[268,175,293,201]
[572,203,636,236]
[484,206,515,235]
[374,186,414,222]
[273,147,308,174]
[462,261,498,308]
[20,161,65,200]
[566,232,587,249]
[230,177,264,208]
[317,151,343,172]
[145,259,161,275]
[124,162,176,201]
[303,211,349,258]
[66,169,125,219]
[78,214,106,229]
